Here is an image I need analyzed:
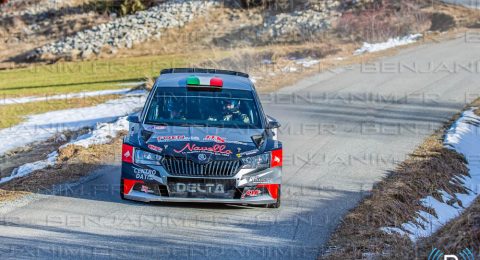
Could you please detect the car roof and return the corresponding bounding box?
[154,73,254,91]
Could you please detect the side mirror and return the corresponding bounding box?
[127,114,140,124]
[267,120,281,129]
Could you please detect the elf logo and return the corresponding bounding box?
[428,248,475,260]
[271,149,282,168]
[273,156,281,163]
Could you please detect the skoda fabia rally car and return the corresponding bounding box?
[121,68,283,208]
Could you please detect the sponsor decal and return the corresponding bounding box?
[174,143,232,156]
[230,140,249,145]
[133,167,157,180]
[157,135,185,142]
[141,185,152,193]
[122,144,133,163]
[241,189,261,199]
[147,144,163,152]
[123,179,143,194]
[203,135,250,145]
[156,135,200,142]
[175,183,225,193]
[154,125,167,130]
[247,176,271,184]
[204,135,225,143]
[236,149,259,158]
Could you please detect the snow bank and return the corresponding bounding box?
[0,92,146,156]
[0,152,58,185]
[0,115,132,185]
[354,34,423,55]
[382,109,480,241]
[0,88,133,106]
[65,116,129,148]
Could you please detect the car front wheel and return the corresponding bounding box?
[265,187,281,208]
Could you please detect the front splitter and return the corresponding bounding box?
[124,190,277,204]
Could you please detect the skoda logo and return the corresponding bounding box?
[198,153,207,161]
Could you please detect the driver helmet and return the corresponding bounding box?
[166,98,183,117]
[223,99,240,112]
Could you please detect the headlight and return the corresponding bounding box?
[134,149,162,165]
[241,153,270,169]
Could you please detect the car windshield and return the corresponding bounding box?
[145,87,263,129]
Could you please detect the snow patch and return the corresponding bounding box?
[0,92,146,156]
[116,81,145,87]
[354,34,423,55]
[0,152,58,185]
[381,108,480,241]
[282,66,298,73]
[295,58,320,68]
[0,88,133,106]
[65,116,129,148]
[0,116,132,185]
[262,59,273,65]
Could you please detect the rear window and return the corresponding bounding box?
[145,87,263,129]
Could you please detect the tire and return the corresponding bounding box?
[265,186,281,208]
[120,178,127,200]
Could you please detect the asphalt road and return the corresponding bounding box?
[441,0,480,8]
[1,35,480,260]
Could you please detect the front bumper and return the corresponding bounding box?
[121,163,282,204]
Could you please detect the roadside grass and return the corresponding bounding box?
[0,51,228,98]
[322,133,469,259]
[0,94,120,129]
[0,189,29,203]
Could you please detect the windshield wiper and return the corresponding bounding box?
[181,123,207,127]
[148,122,169,126]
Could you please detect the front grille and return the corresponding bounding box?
[162,157,241,177]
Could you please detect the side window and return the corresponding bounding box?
[140,87,156,122]
[251,89,266,127]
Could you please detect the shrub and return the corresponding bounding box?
[239,0,307,12]
[430,12,456,32]
[87,0,154,16]
[335,0,429,42]
[120,0,146,16]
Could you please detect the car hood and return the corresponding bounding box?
[142,125,265,161]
